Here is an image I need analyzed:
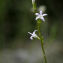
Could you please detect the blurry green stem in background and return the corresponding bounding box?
[32,0,47,63]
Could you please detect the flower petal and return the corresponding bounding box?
[40,11,42,15]
[33,30,37,35]
[43,14,47,16]
[28,32,32,35]
[40,17,45,21]
[35,16,39,20]
[30,36,33,40]
[35,13,39,16]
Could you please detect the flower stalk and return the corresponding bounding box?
[28,0,48,63]
[37,20,47,63]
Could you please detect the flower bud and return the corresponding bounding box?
[32,0,35,4]
[38,6,46,13]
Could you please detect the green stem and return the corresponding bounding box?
[32,1,47,63]
[40,38,47,63]
[37,20,47,63]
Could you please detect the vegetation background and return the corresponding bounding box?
[0,0,63,63]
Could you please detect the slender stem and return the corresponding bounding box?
[37,20,47,63]
[32,1,47,63]
[40,38,47,63]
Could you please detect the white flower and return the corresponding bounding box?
[32,0,35,4]
[28,30,40,40]
[35,10,47,21]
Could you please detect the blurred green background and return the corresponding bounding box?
[0,0,63,63]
